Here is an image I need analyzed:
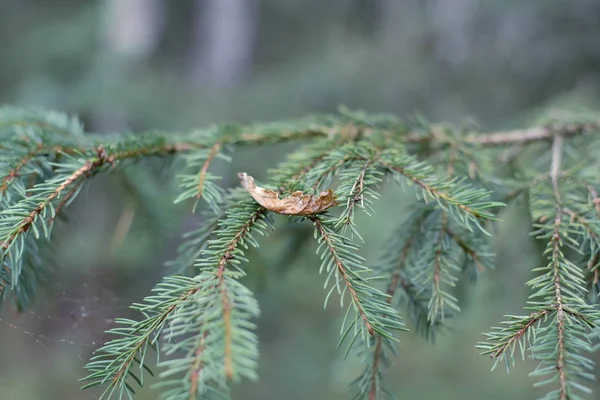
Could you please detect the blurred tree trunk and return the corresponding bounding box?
[188,0,259,88]
[379,0,475,65]
[103,0,165,61]
[426,0,476,66]
[93,0,166,131]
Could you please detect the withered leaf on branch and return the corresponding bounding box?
[238,172,338,215]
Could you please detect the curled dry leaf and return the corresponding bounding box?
[238,172,338,215]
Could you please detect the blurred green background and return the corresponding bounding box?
[1,1,600,399]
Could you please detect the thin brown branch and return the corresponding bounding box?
[490,310,549,359]
[342,160,371,226]
[215,207,267,379]
[380,161,485,218]
[0,144,79,194]
[235,128,325,145]
[110,142,193,160]
[403,121,597,146]
[1,142,195,250]
[1,158,103,251]
[109,287,199,391]
[197,143,221,199]
[118,207,265,393]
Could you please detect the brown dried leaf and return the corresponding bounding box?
[238,172,338,215]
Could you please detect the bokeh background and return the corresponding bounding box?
[1,1,600,399]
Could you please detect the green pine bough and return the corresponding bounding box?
[1,105,600,399]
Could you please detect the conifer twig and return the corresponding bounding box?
[549,134,569,399]
[196,143,221,199]
[215,206,267,378]
[311,217,374,335]
[0,144,70,194]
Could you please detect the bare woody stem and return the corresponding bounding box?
[402,121,598,146]
[196,143,221,199]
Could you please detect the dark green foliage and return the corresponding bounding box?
[2,106,600,399]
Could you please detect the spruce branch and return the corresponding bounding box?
[268,137,350,188]
[479,310,550,370]
[159,201,270,399]
[174,138,230,213]
[351,193,494,398]
[418,213,461,322]
[4,105,600,399]
[334,158,384,237]
[300,142,502,233]
[80,277,199,399]
[480,135,600,399]
[351,268,404,400]
[0,148,111,289]
[166,189,250,276]
[196,142,222,200]
[0,143,72,196]
[377,150,502,232]
[0,135,198,307]
[549,135,570,399]
[351,207,438,399]
[310,216,406,354]
[82,201,270,399]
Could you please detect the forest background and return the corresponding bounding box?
[1,1,600,399]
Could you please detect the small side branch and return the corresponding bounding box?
[197,143,221,199]
[0,144,70,194]
[1,155,105,252]
[478,309,553,361]
[311,217,374,335]
[550,135,568,399]
[215,207,267,379]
